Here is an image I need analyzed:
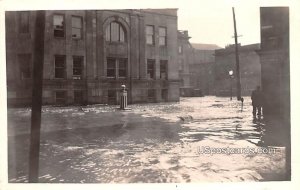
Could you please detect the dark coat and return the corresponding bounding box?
[251,89,264,106]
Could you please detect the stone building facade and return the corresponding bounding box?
[214,43,261,97]
[6,9,180,106]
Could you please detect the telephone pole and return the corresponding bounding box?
[232,7,242,101]
[29,10,45,182]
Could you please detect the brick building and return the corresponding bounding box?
[214,43,261,97]
[6,9,180,106]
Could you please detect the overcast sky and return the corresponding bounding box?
[177,2,260,48]
[0,0,295,48]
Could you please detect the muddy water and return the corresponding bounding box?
[7,97,288,183]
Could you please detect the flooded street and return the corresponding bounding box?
[7,97,288,183]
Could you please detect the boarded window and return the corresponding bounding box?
[159,27,167,46]
[55,55,66,78]
[19,11,29,33]
[105,22,125,42]
[53,15,64,37]
[147,59,155,79]
[146,25,154,45]
[72,16,82,39]
[18,54,31,79]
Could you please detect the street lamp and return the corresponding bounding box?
[229,70,234,100]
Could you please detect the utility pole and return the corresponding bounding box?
[29,10,45,182]
[232,7,242,101]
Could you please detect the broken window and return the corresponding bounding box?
[72,16,82,39]
[19,11,29,33]
[18,54,31,79]
[146,25,154,45]
[105,21,125,42]
[53,14,65,37]
[159,27,167,46]
[73,56,83,79]
[147,59,155,79]
[55,55,66,78]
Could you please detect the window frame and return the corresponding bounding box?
[105,21,126,43]
[106,57,127,78]
[54,55,66,79]
[71,16,83,40]
[158,27,167,46]
[53,14,65,38]
[160,60,168,80]
[146,25,155,45]
[147,59,155,79]
[73,56,83,79]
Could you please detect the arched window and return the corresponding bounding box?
[105,21,125,42]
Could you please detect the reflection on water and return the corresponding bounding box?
[7,96,290,183]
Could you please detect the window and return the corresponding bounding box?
[19,11,29,33]
[53,14,65,37]
[55,55,66,78]
[159,27,167,46]
[147,59,155,79]
[148,89,155,102]
[18,54,31,79]
[72,16,82,39]
[105,22,125,42]
[73,56,83,79]
[107,90,117,104]
[107,58,116,77]
[146,25,154,45]
[55,91,66,105]
[118,59,127,78]
[160,60,168,79]
[74,90,84,104]
[107,58,127,78]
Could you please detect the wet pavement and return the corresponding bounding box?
[7,97,289,183]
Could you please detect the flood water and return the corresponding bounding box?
[7,97,289,183]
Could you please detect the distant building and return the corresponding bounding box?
[6,9,180,106]
[190,43,220,96]
[177,30,193,96]
[214,43,261,97]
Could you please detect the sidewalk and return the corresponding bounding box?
[7,96,288,183]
